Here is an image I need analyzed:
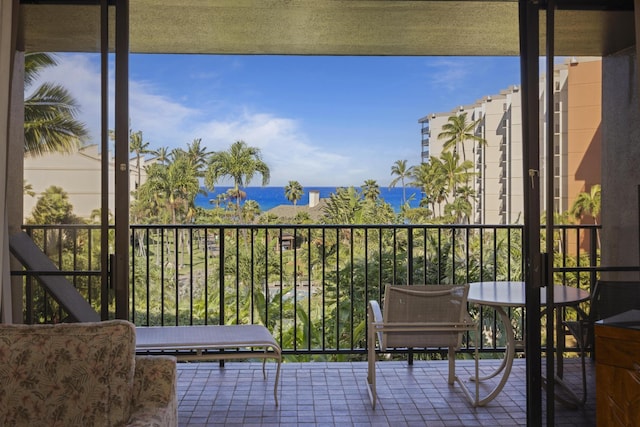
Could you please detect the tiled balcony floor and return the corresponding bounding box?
[177,358,595,426]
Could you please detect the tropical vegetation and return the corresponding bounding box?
[24,53,88,156]
[284,180,303,207]
[204,140,270,222]
[437,112,486,163]
[20,60,600,361]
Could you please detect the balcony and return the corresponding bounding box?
[14,223,601,424]
[176,359,595,426]
[16,222,600,351]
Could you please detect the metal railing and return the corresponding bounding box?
[15,223,601,361]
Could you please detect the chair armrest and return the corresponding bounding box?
[127,356,178,427]
[369,300,384,348]
[369,300,383,324]
[563,319,592,349]
[562,299,592,345]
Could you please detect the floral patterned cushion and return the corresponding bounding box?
[129,356,178,427]
[0,320,136,427]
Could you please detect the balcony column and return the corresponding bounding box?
[519,0,543,424]
[601,53,640,280]
[1,0,22,323]
[114,0,130,319]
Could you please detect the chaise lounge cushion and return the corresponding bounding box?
[0,320,177,427]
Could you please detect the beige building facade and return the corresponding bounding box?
[420,57,602,225]
[23,145,148,222]
[420,85,524,224]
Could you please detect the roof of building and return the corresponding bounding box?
[266,199,329,222]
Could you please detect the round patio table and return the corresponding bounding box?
[467,281,589,406]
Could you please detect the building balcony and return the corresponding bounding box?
[13,223,604,425]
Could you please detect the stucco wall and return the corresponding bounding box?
[601,51,640,280]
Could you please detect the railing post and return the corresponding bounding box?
[219,229,225,326]
[590,227,598,290]
[218,229,225,368]
[407,227,413,284]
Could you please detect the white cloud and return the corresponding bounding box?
[36,54,381,186]
[129,80,200,147]
[426,58,471,92]
[192,110,354,186]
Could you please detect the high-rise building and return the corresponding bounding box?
[419,57,602,225]
[419,85,523,224]
[540,57,602,220]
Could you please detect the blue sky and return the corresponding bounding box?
[39,55,521,186]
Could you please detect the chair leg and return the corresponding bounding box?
[449,344,480,407]
[572,328,588,405]
[579,347,587,404]
[448,347,455,385]
[367,322,377,409]
[575,329,588,405]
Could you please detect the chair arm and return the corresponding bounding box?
[127,356,178,427]
[369,300,384,348]
[562,319,592,350]
[369,300,383,324]
[562,302,592,345]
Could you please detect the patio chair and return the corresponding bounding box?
[367,284,480,408]
[562,280,640,405]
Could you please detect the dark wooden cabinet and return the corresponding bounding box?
[595,315,640,427]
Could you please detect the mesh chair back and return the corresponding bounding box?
[382,284,469,349]
[591,280,640,321]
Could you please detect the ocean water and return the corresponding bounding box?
[194,186,422,213]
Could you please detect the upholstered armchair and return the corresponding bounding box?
[0,320,177,427]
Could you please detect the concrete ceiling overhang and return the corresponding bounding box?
[20,0,635,56]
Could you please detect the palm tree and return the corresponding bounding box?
[322,187,363,225]
[27,185,80,225]
[129,130,150,190]
[570,184,601,225]
[439,151,474,198]
[437,112,486,163]
[225,187,247,210]
[284,180,304,207]
[24,53,89,156]
[184,138,210,176]
[570,184,602,250]
[205,140,271,219]
[455,185,477,223]
[389,160,413,205]
[241,200,261,224]
[361,179,380,202]
[153,146,171,165]
[23,180,36,197]
[445,196,472,224]
[140,154,203,224]
[410,160,447,216]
